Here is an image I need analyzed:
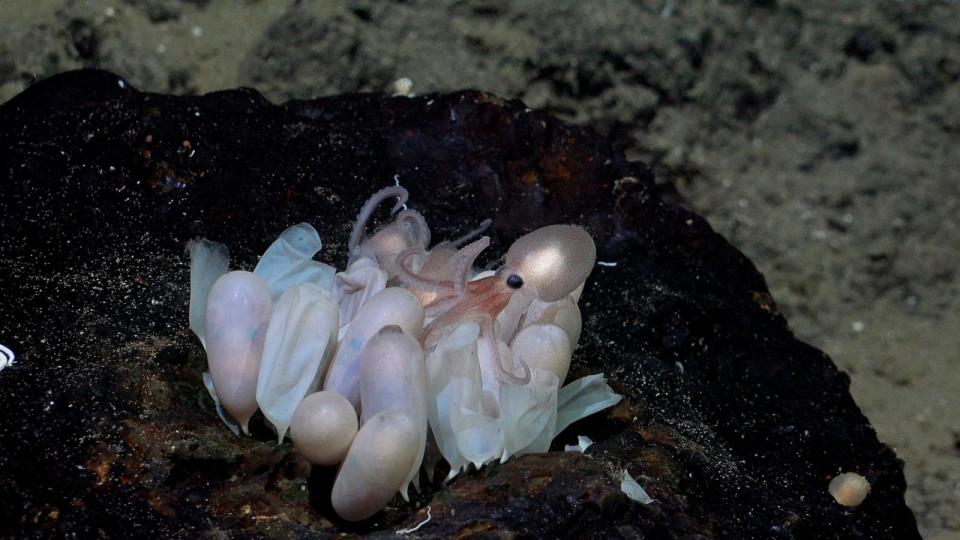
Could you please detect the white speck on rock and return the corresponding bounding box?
[390,77,414,97]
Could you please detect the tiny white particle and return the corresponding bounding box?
[157,43,166,54]
[191,25,203,38]
[852,320,865,333]
[104,6,115,17]
[117,79,125,89]
[597,261,617,267]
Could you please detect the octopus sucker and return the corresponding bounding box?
[188,186,622,522]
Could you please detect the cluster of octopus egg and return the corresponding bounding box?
[188,186,621,521]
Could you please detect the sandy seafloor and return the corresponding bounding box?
[1,1,957,537]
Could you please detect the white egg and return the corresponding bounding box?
[324,287,424,409]
[204,271,272,433]
[359,326,428,500]
[290,391,358,466]
[331,410,420,521]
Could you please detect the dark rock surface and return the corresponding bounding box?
[0,70,919,538]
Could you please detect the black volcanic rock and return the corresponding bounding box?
[0,70,919,539]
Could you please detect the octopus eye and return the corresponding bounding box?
[506,274,524,289]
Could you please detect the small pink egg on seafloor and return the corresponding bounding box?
[828,472,871,507]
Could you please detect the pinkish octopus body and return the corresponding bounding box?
[189,186,620,522]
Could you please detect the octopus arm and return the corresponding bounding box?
[451,236,490,295]
[443,217,492,248]
[479,314,530,385]
[397,248,459,295]
[348,185,408,254]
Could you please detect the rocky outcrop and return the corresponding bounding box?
[0,70,919,538]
